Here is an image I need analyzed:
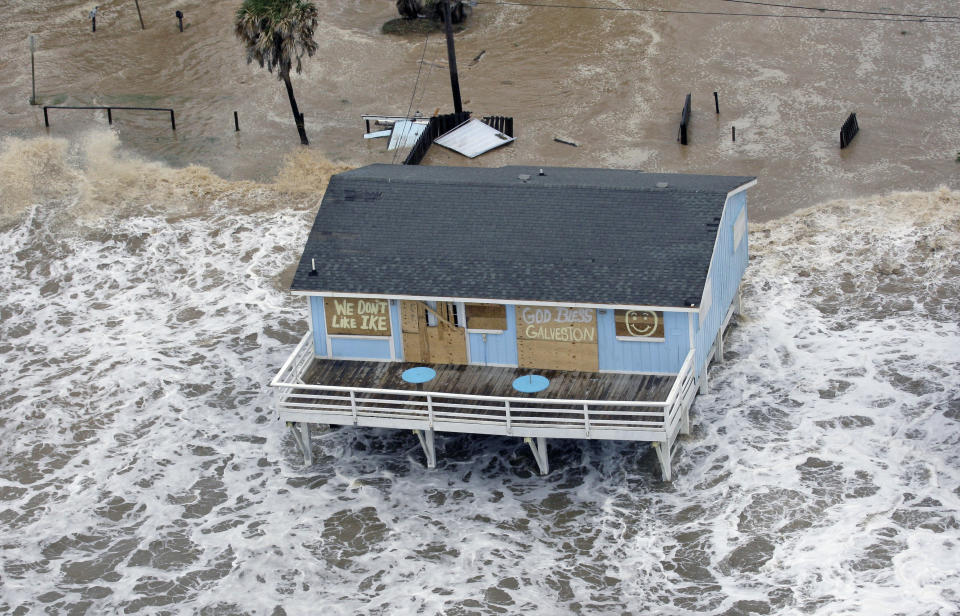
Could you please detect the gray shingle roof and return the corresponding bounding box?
[291,164,754,308]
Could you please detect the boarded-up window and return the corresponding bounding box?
[424,301,463,327]
[515,306,599,371]
[324,297,391,336]
[466,303,506,330]
[614,310,665,340]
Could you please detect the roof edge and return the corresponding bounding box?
[289,290,700,313]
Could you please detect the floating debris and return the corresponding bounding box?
[387,120,428,150]
[434,118,515,158]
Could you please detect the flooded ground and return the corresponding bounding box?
[2,0,958,218]
[1,1,959,614]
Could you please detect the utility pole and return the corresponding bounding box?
[441,0,463,114]
[28,35,37,105]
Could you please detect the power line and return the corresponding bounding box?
[717,0,959,21]
[393,33,431,165]
[474,1,960,24]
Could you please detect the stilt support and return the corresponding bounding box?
[716,328,725,364]
[699,371,709,395]
[413,429,436,469]
[524,436,549,475]
[680,402,691,436]
[287,422,313,465]
[733,288,743,316]
[653,440,673,481]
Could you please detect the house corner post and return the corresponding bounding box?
[300,422,313,465]
[653,441,673,481]
[414,429,437,469]
[525,437,549,475]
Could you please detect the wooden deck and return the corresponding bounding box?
[271,332,700,478]
[302,359,676,403]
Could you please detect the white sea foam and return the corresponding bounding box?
[1,138,958,614]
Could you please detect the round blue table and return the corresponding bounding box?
[402,366,437,384]
[512,374,550,393]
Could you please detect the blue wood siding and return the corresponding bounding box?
[694,190,748,376]
[390,300,404,360]
[309,296,328,357]
[597,310,690,373]
[467,305,518,366]
[310,296,397,361]
[329,337,393,360]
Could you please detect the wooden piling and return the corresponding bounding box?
[714,91,719,114]
[234,111,240,131]
[29,35,37,106]
[732,126,736,142]
[678,94,691,145]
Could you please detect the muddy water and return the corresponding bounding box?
[2,1,960,614]
[3,0,958,218]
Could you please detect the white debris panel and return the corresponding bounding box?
[433,118,515,158]
[387,120,427,151]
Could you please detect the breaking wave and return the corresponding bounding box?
[0,131,351,228]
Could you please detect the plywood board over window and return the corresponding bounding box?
[466,303,506,331]
[324,297,391,336]
[516,306,598,372]
[615,310,665,340]
[399,300,467,365]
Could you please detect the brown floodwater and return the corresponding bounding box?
[2,0,958,220]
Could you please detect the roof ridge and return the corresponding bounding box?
[330,174,744,194]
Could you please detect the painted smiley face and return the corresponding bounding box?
[625,310,658,337]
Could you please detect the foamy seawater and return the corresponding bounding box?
[1,135,958,614]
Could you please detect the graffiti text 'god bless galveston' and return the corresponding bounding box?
[519,307,596,342]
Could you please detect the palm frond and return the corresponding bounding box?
[235,0,318,78]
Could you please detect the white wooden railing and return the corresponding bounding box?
[271,332,697,439]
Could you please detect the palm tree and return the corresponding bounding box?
[235,0,318,145]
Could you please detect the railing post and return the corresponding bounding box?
[349,390,358,425]
[427,394,434,429]
[680,396,691,435]
[583,403,590,438]
[505,400,511,435]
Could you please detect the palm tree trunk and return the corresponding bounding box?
[282,68,309,145]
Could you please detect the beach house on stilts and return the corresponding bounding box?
[271,164,756,480]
